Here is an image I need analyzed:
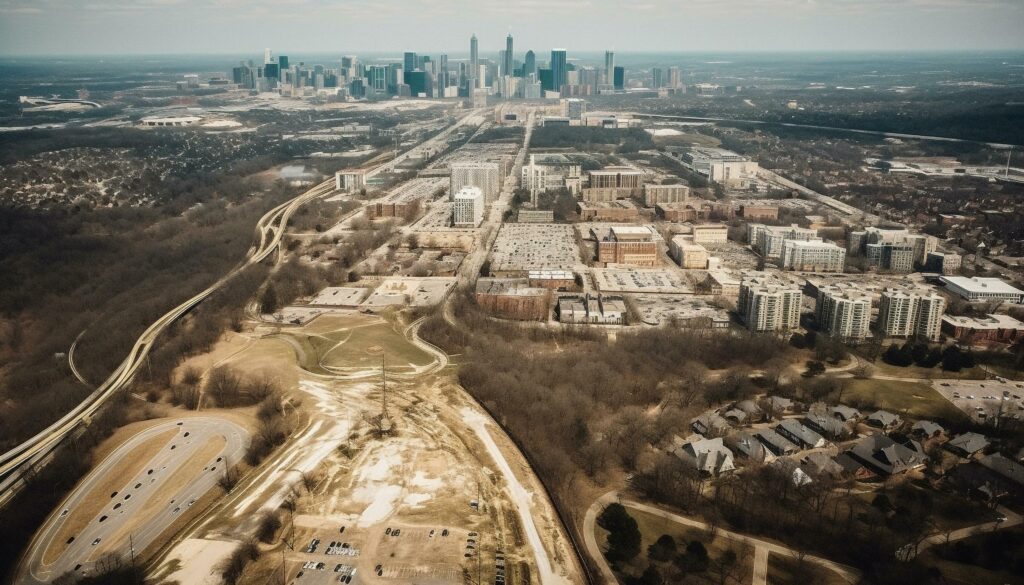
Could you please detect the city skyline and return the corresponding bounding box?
[2,0,1024,56]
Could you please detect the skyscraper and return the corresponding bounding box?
[504,34,514,77]
[404,51,418,73]
[524,50,536,78]
[613,66,624,90]
[264,48,272,65]
[604,51,615,86]
[652,68,664,89]
[470,34,479,88]
[551,49,567,93]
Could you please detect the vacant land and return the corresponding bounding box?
[838,378,967,422]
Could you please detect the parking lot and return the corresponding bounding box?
[932,378,1024,423]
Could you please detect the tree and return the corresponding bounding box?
[675,540,709,573]
[648,534,677,562]
[259,284,279,315]
[803,360,826,377]
[597,503,641,562]
[636,565,664,585]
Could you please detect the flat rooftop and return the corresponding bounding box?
[489,223,581,273]
[940,276,1024,296]
[593,267,695,294]
[308,287,370,307]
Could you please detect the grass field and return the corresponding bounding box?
[837,378,967,423]
[867,361,988,381]
[767,552,849,585]
[279,318,433,375]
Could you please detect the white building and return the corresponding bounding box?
[817,285,872,341]
[642,183,690,207]
[691,224,729,245]
[780,240,846,272]
[670,235,709,269]
[520,154,582,204]
[335,169,367,192]
[877,286,946,341]
[452,186,484,227]
[939,276,1024,304]
[738,274,803,333]
[451,162,501,204]
[678,146,759,187]
[751,224,820,259]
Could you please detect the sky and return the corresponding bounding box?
[1,0,1023,56]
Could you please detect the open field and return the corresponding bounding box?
[838,378,967,422]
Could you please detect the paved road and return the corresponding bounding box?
[583,492,860,585]
[18,418,249,584]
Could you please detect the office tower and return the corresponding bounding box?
[538,69,553,93]
[504,34,514,77]
[264,48,272,65]
[652,67,664,89]
[451,162,501,204]
[470,34,479,87]
[404,70,429,96]
[452,186,484,227]
[551,49,567,93]
[438,54,449,89]
[738,275,802,333]
[668,66,681,88]
[524,50,536,78]
[369,66,387,94]
[817,285,872,341]
[403,51,418,73]
[604,51,615,85]
[877,287,946,341]
[613,66,624,90]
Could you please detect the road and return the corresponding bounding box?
[582,492,860,585]
[18,418,249,584]
[0,108,487,510]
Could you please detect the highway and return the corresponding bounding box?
[18,418,249,585]
[0,107,485,512]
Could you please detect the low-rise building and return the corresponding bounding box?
[780,240,846,272]
[739,204,779,221]
[941,313,1024,344]
[753,428,799,457]
[597,226,659,267]
[557,294,627,325]
[517,209,555,223]
[691,223,729,245]
[671,435,736,476]
[582,166,645,201]
[669,235,710,269]
[946,432,990,458]
[925,251,962,275]
[475,278,551,321]
[642,183,690,207]
[576,201,640,222]
[865,410,902,429]
[655,202,699,222]
[939,276,1024,304]
[775,419,827,449]
[847,435,927,475]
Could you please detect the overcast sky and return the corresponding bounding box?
[1,0,1023,56]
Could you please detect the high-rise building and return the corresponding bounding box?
[652,67,665,89]
[780,240,846,272]
[451,162,501,204]
[817,285,872,341]
[453,186,484,227]
[551,49,567,93]
[403,51,418,73]
[877,286,946,341]
[738,274,803,333]
[368,66,387,94]
[866,243,915,273]
[613,66,624,90]
[604,51,615,86]
[470,34,479,88]
[524,50,536,78]
[504,34,514,77]
[264,48,272,65]
[278,55,289,72]
[668,66,682,88]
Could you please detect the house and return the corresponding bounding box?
[803,413,850,440]
[951,453,1024,500]
[764,396,795,416]
[754,428,799,457]
[866,410,902,430]
[776,419,828,449]
[847,434,927,475]
[800,452,845,479]
[691,411,732,437]
[911,420,945,439]
[722,408,749,425]
[730,431,773,464]
[672,435,736,476]
[946,432,990,458]
[735,399,763,417]
[772,459,814,486]
[829,405,861,422]
[834,452,877,481]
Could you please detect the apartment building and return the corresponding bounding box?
[738,274,803,332]
[876,286,947,340]
[817,285,872,341]
[780,240,846,272]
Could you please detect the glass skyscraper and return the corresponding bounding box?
[550,49,567,93]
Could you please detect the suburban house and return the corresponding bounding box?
[866,410,902,430]
[946,432,990,458]
[754,428,800,457]
[834,452,877,481]
[691,411,733,437]
[722,407,749,425]
[672,435,736,476]
[776,419,828,449]
[800,452,845,479]
[730,431,774,464]
[804,413,850,440]
[764,396,795,418]
[951,453,1024,500]
[829,404,861,422]
[847,434,927,475]
[911,420,945,439]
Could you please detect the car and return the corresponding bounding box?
[392,529,400,536]
[99,515,108,522]
[188,499,196,507]
[74,564,81,571]
[184,432,190,437]
[429,529,435,538]
[375,565,382,572]
[385,527,391,535]
[91,538,101,546]
[335,564,343,572]
[441,528,449,537]
[953,392,960,398]
[110,491,118,498]
[66,536,75,544]
[60,508,69,517]
[135,482,142,489]
[124,494,131,500]
[173,507,181,513]
[967,395,976,399]
[114,503,121,510]
[996,515,1008,523]
[469,532,478,537]
[339,525,346,533]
